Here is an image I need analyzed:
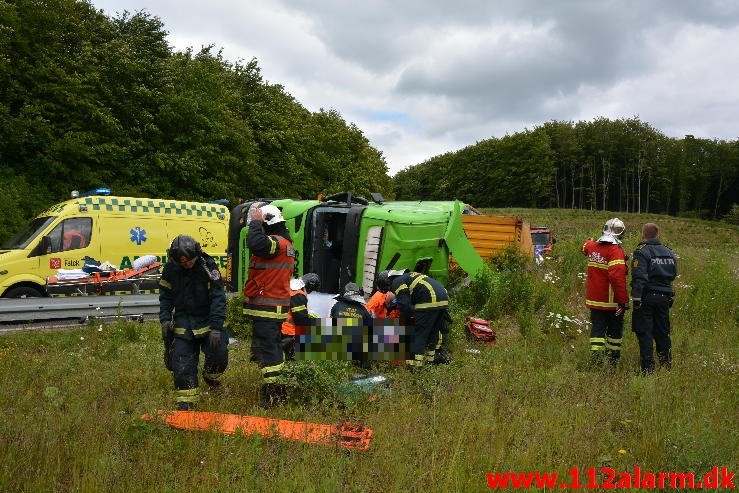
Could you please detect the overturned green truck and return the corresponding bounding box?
[225,192,533,295]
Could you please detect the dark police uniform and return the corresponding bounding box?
[159,253,228,409]
[630,237,677,373]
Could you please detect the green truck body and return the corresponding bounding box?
[226,193,531,296]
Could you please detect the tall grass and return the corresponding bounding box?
[0,210,736,492]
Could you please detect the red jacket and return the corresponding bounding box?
[243,235,294,320]
[581,239,628,310]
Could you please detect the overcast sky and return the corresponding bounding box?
[92,0,739,175]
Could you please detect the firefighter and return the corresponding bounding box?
[630,223,677,374]
[331,282,373,367]
[366,289,400,319]
[580,218,629,366]
[281,273,321,361]
[377,269,450,369]
[242,203,295,408]
[159,234,228,410]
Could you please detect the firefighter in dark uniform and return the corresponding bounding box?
[378,270,449,369]
[281,273,321,361]
[330,282,373,367]
[631,222,678,373]
[580,218,629,366]
[159,235,228,410]
[242,204,295,408]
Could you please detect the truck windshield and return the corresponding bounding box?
[1,216,55,249]
[531,232,550,246]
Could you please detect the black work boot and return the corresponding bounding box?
[433,347,452,365]
[176,401,195,411]
[203,375,222,390]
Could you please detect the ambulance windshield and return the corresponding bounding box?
[1,216,55,250]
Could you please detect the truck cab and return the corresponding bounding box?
[531,226,556,256]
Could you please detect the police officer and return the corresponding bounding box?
[281,273,321,361]
[631,223,678,373]
[159,234,228,410]
[242,204,295,408]
[377,269,449,369]
[580,218,629,366]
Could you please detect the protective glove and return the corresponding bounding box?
[161,321,173,342]
[208,328,222,350]
[614,303,629,317]
[161,321,174,371]
[633,301,642,310]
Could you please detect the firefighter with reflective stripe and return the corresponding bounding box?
[159,234,228,410]
[630,222,677,373]
[281,273,320,361]
[242,204,295,408]
[378,269,449,369]
[331,282,373,368]
[580,218,629,366]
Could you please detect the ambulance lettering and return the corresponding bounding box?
[120,255,170,269]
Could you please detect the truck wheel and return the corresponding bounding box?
[4,286,44,298]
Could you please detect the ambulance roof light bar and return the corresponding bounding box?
[71,187,112,199]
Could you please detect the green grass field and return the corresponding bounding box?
[1,209,737,492]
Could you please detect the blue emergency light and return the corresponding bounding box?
[81,187,111,197]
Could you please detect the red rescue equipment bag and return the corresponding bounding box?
[465,316,496,344]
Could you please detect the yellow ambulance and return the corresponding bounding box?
[0,190,230,297]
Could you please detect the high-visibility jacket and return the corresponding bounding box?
[281,288,311,336]
[366,290,400,318]
[330,298,373,323]
[243,221,295,320]
[390,271,448,319]
[581,239,628,310]
[159,254,226,339]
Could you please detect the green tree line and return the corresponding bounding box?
[393,117,738,220]
[0,0,392,243]
[2,1,737,247]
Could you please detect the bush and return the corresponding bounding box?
[225,294,251,338]
[277,360,352,407]
[722,203,739,225]
[454,246,535,323]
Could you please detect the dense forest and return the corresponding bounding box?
[0,0,393,242]
[1,0,736,246]
[394,118,738,219]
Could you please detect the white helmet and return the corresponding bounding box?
[260,204,285,225]
[598,218,625,244]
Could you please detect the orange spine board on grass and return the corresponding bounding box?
[141,410,373,451]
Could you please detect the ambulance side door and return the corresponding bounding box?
[42,216,97,272]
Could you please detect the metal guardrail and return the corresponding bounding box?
[0,294,160,323]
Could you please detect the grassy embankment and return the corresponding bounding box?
[0,209,736,492]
